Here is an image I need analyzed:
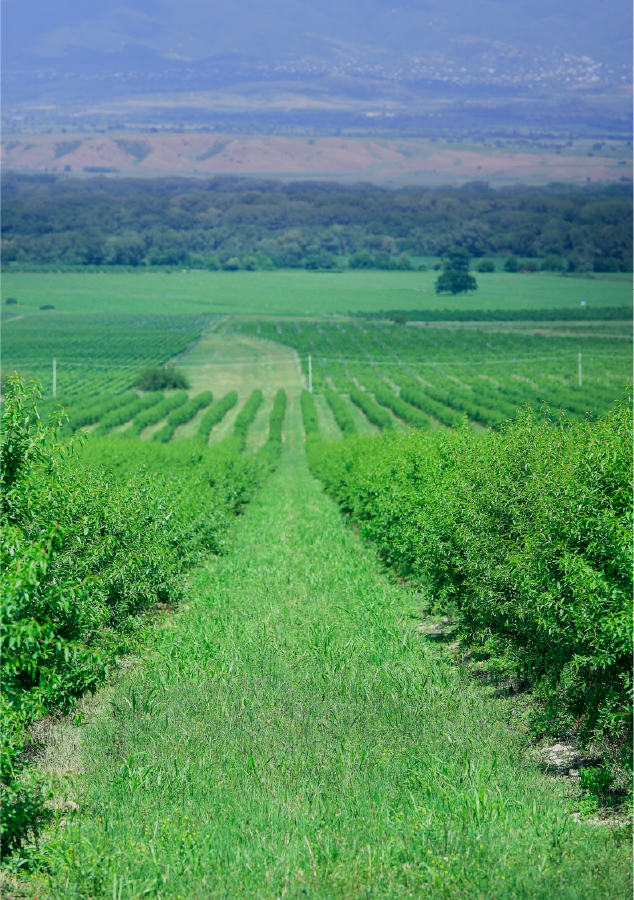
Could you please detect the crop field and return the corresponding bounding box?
[2,268,632,898]
[3,269,632,317]
[1,309,213,397]
[237,317,631,426]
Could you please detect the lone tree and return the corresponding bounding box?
[435,246,478,294]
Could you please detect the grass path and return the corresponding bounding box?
[46,441,629,897]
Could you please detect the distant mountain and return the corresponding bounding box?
[2,0,632,135]
[3,0,631,69]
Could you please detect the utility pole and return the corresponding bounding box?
[308,355,312,393]
[578,351,582,387]
[53,358,57,397]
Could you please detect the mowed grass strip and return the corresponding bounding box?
[47,448,630,899]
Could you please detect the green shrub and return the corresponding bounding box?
[593,257,620,273]
[476,259,496,272]
[349,386,393,430]
[68,392,137,431]
[268,389,287,443]
[301,390,319,437]
[542,255,566,272]
[311,397,633,748]
[360,377,430,428]
[133,366,190,392]
[504,256,520,273]
[0,376,268,859]
[92,392,164,436]
[324,389,356,437]
[228,390,264,451]
[153,391,213,443]
[126,390,189,437]
[257,390,288,465]
[399,384,462,428]
[197,391,238,442]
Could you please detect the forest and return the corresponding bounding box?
[1,173,632,273]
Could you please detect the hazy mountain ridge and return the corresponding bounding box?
[3,1,631,135]
[4,1,631,70]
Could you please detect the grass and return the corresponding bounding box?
[2,269,632,318]
[35,398,631,899]
[178,332,303,403]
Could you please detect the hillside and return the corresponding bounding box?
[3,0,631,134]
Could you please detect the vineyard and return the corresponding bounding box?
[1,279,632,898]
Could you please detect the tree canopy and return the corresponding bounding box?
[2,174,631,272]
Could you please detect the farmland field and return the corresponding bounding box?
[1,310,214,397]
[237,316,631,425]
[2,267,632,898]
[2,269,632,317]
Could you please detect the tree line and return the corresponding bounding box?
[1,173,631,272]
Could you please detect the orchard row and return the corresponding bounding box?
[239,317,629,428]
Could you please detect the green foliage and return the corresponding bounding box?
[443,246,472,271]
[542,254,566,272]
[368,306,633,323]
[300,389,319,437]
[476,258,496,272]
[41,446,632,899]
[405,378,514,428]
[4,175,630,273]
[92,392,164,437]
[358,376,431,428]
[594,257,621,273]
[243,317,629,424]
[153,391,213,443]
[267,389,287,443]
[0,376,268,859]
[435,270,478,294]
[133,366,190,391]
[311,397,633,748]
[197,391,238,442]
[1,376,69,525]
[257,390,288,466]
[66,392,137,431]
[504,256,520,272]
[579,766,615,800]
[2,312,208,398]
[348,385,393,430]
[399,384,463,427]
[348,252,375,269]
[229,390,264,451]
[348,252,413,271]
[125,391,189,438]
[324,389,356,437]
